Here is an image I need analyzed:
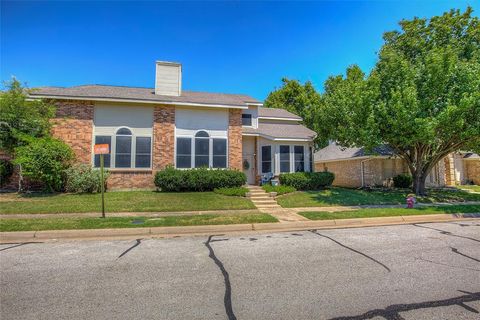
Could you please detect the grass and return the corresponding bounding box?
[0,212,278,232]
[277,187,480,208]
[213,187,249,197]
[0,191,255,214]
[458,185,480,192]
[261,184,296,195]
[299,204,480,220]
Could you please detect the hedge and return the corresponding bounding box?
[279,172,334,190]
[393,174,413,188]
[154,166,246,192]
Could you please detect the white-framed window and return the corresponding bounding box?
[176,130,227,169]
[280,145,290,173]
[93,127,152,169]
[261,145,272,173]
[294,145,305,172]
[242,113,253,126]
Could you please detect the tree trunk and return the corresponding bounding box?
[412,171,428,196]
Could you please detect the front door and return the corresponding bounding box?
[243,154,255,185]
[242,136,257,185]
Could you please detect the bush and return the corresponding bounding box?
[393,174,413,188]
[279,172,335,190]
[0,159,14,187]
[65,164,109,193]
[214,187,249,197]
[13,137,74,192]
[154,166,246,192]
[262,184,296,195]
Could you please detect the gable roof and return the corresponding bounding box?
[314,143,394,162]
[257,108,302,120]
[29,84,261,108]
[243,122,316,141]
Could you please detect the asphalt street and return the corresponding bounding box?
[1,221,479,319]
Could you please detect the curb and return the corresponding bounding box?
[1,213,478,243]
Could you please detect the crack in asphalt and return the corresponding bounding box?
[450,247,480,263]
[0,242,39,252]
[413,224,480,243]
[310,230,391,272]
[415,257,480,272]
[118,239,142,258]
[328,291,480,320]
[205,235,237,320]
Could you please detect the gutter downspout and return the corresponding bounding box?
[360,158,374,188]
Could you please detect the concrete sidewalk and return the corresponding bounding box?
[1,212,478,243]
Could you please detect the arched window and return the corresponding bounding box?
[115,127,132,168]
[195,131,210,167]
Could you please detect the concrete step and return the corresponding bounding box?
[249,192,269,197]
[248,190,266,194]
[251,200,278,205]
[256,205,282,209]
[249,196,272,200]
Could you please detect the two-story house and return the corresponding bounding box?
[28,61,316,189]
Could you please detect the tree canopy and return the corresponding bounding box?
[0,78,55,153]
[266,7,480,195]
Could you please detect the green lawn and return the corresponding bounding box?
[458,185,480,193]
[276,187,480,208]
[299,204,480,220]
[0,212,277,232]
[0,191,255,214]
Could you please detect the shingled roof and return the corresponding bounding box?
[257,108,302,120]
[243,122,316,140]
[314,143,394,162]
[29,84,261,107]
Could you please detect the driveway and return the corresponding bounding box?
[1,222,479,319]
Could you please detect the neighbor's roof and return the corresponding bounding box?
[243,122,316,141]
[257,108,302,120]
[314,143,394,162]
[29,84,261,108]
[463,152,479,159]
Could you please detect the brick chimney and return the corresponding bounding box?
[155,61,182,96]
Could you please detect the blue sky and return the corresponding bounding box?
[1,1,478,100]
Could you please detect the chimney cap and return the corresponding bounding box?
[156,60,182,67]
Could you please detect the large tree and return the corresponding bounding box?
[316,7,480,195]
[0,78,55,153]
[264,78,322,145]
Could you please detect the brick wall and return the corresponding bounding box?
[443,155,456,186]
[106,171,155,189]
[153,105,175,169]
[465,160,480,185]
[316,158,408,188]
[51,100,94,164]
[228,109,243,170]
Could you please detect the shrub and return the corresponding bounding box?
[262,184,296,195]
[214,187,249,197]
[279,172,334,190]
[65,164,109,193]
[0,159,14,187]
[13,137,74,192]
[154,166,246,192]
[393,174,413,188]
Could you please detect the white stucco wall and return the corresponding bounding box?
[93,103,153,136]
[175,107,228,137]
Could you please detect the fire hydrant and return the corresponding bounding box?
[406,194,416,209]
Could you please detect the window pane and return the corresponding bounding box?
[262,161,271,174]
[262,146,271,161]
[115,136,132,168]
[116,128,132,135]
[195,131,209,137]
[213,156,227,168]
[280,145,290,160]
[280,162,290,173]
[116,136,132,153]
[195,138,209,156]
[294,146,304,172]
[135,155,151,168]
[136,137,151,154]
[213,139,226,156]
[195,155,209,168]
[177,156,191,168]
[177,138,191,155]
[94,136,111,168]
[242,114,252,126]
[116,155,131,168]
